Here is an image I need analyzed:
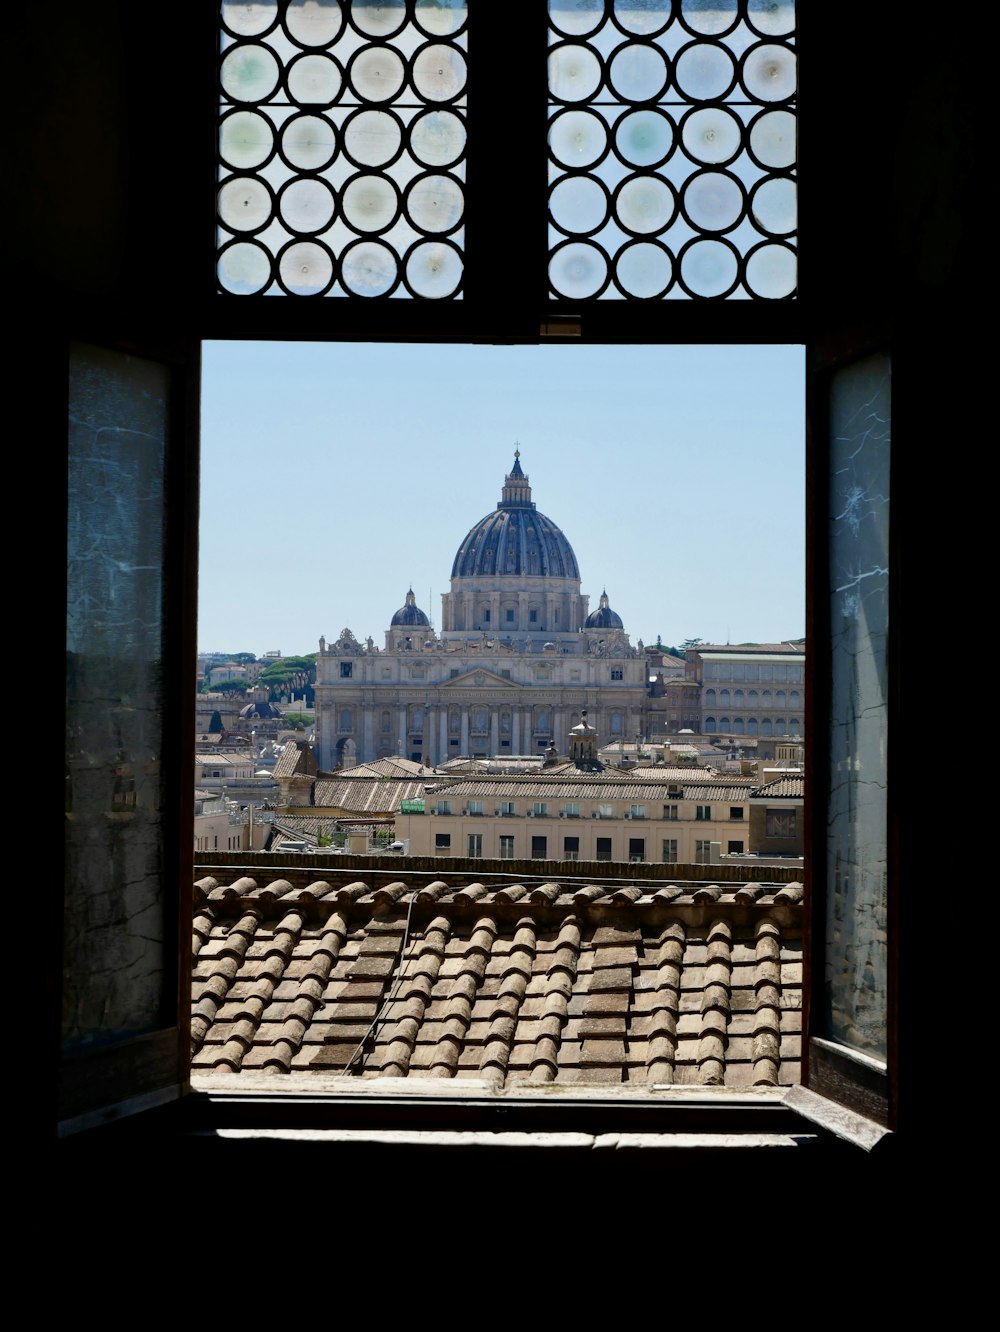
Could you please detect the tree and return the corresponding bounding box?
[208,710,223,734]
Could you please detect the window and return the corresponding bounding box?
[630,804,646,819]
[532,802,548,817]
[628,837,645,862]
[611,668,623,680]
[727,840,744,854]
[531,835,547,859]
[499,835,514,858]
[696,805,711,821]
[505,609,514,622]
[596,803,613,819]
[467,800,484,815]
[663,804,678,820]
[435,833,451,853]
[766,809,796,838]
[340,662,352,678]
[695,840,714,864]
[662,839,678,864]
[596,837,612,862]
[563,836,579,860]
[529,610,537,623]
[483,609,490,622]
[467,833,482,858]
[436,800,451,815]
[729,807,744,820]
[500,800,516,816]
[563,802,580,818]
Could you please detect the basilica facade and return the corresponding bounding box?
[313,455,647,770]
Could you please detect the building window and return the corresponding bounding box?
[727,840,744,854]
[533,802,548,817]
[500,800,516,816]
[531,835,547,859]
[729,807,744,820]
[611,668,623,680]
[695,840,713,864]
[596,837,612,862]
[630,804,646,819]
[467,833,482,858]
[436,800,451,815]
[340,662,352,678]
[564,802,580,818]
[596,803,613,819]
[499,835,514,859]
[766,809,796,838]
[563,836,579,860]
[610,712,622,734]
[628,837,645,862]
[662,839,678,863]
[468,800,484,815]
[696,804,711,821]
[663,804,678,820]
[434,833,451,853]
[340,708,353,731]
[505,609,514,622]
[483,609,490,622]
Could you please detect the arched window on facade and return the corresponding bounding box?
[610,712,622,734]
[704,716,716,733]
[339,708,352,732]
[761,718,772,736]
[733,717,745,734]
[705,689,716,709]
[747,716,758,735]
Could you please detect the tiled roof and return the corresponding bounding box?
[751,776,805,799]
[428,777,754,802]
[336,757,429,778]
[191,867,802,1092]
[311,776,430,813]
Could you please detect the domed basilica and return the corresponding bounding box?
[313,455,646,769]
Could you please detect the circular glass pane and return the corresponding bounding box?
[613,1,670,37]
[220,44,280,102]
[285,0,344,46]
[679,238,738,296]
[747,0,795,37]
[549,175,608,235]
[679,0,738,35]
[279,240,334,294]
[745,241,796,296]
[341,173,399,232]
[615,240,672,296]
[352,1,406,38]
[682,170,743,231]
[219,110,275,168]
[343,109,402,166]
[341,239,398,295]
[410,109,466,167]
[608,42,668,101]
[281,113,337,169]
[279,177,336,232]
[415,0,467,38]
[217,240,271,293]
[742,43,796,101]
[405,240,463,297]
[218,176,272,231]
[748,108,795,168]
[222,2,278,38]
[549,109,608,169]
[750,176,796,235]
[406,173,464,233]
[674,42,735,100]
[412,43,467,102]
[549,0,605,38]
[615,174,674,234]
[680,105,741,164]
[349,46,405,102]
[615,108,673,167]
[549,241,608,298]
[548,44,603,102]
[287,53,343,104]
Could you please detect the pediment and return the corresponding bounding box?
[441,667,522,690]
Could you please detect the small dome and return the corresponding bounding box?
[391,588,431,627]
[239,700,283,720]
[585,590,624,630]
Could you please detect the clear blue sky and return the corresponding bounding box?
[199,340,804,657]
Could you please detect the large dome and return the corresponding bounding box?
[451,454,579,579]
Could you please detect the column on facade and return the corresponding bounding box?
[438,706,448,767]
[397,707,406,757]
[512,709,520,753]
[490,710,499,755]
[460,708,469,754]
[361,707,373,763]
[553,709,564,753]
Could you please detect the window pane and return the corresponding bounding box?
[547,0,796,300]
[217,1,468,298]
[824,352,890,1059]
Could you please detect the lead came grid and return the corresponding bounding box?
[547,0,796,300]
[217,0,468,298]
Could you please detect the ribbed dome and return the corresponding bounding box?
[391,588,431,627]
[585,590,623,629]
[451,454,580,580]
